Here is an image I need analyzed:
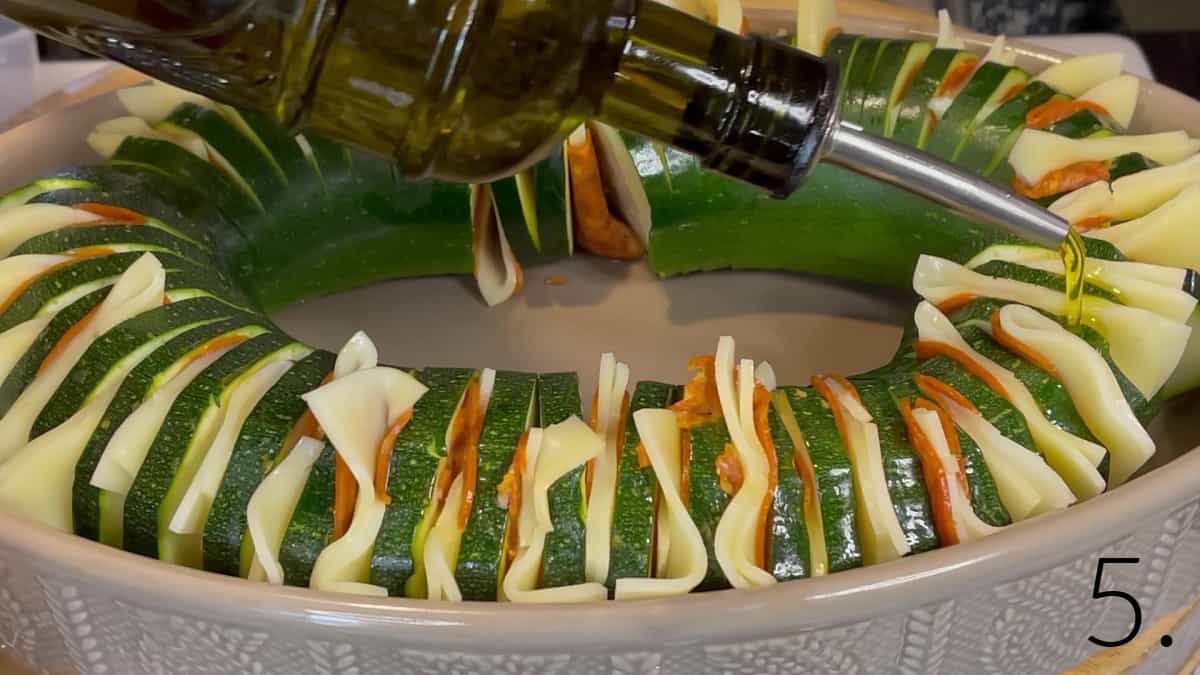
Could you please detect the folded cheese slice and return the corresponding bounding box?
[305,365,428,596]
[913,301,1107,499]
[995,305,1154,486]
[712,337,775,588]
[504,418,607,603]
[615,408,708,599]
[914,255,1191,399]
[584,353,630,585]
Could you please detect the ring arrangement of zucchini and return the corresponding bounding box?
[0,2,1199,602]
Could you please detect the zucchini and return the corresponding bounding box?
[370,367,475,597]
[454,371,537,600]
[892,49,977,147]
[71,317,264,541]
[203,349,336,576]
[840,38,890,125]
[277,440,337,588]
[1045,108,1111,139]
[33,295,237,435]
[606,381,675,589]
[11,223,213,267]
[536,372,589,589]
[860,40,933,136]
[122,332,304,566]
[766,399,810,580]
[162,103,288,205]
[0,289,106,420]
[684,418,734,590]
[958,81,1058,173]
[925,63,1028,162]
[851,378,939,553]
[1109,153,1156,181]
[780,387,862,572]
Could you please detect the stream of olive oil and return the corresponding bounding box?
[1060,226,1086,327]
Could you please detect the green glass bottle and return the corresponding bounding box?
[0,0,836,194]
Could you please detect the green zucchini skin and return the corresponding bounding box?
[606,380,676,590]
[370,367,475,597]
[33,295,240,436]
[780,387,862,573]
[122,331,296,562]
[891,49,974,147]
[163,103,288,204]
[536,372,589,589]
[11,223,214,267]
[278,440,337,588]
[0,289,107,420]
[685,418,734,590]
[454,371,537,601]
[71,317,265,540]
[958,80,1058,174]
[203,349,336,577]
[841,38,890,125]
[851,378,939,553]
[766,402,810,580]
[925,63,1027,162]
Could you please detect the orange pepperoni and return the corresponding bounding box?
[899,398,960,546]
[1025,99,1111,130]
[937,57,980,96]
[1013,161,1109,200]
[913,341,1011,402]
[374,409,414,503]
[73,203,146,225]
[990,312,1060,377]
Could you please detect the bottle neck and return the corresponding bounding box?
[597,0,838,196]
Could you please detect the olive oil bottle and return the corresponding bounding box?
[1,0,835,193]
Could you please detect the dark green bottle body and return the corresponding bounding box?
[0,0,836,193]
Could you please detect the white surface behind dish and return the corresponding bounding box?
[0,19,36,124]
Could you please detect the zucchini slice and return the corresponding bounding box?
[606,380,676,588]
[370,367,475,597]
[892,49,978,147]
[840,38,890,126]
[959,81,1058,174]
[925,63,1028,161]
[203,349,335,577]
[122,332,306,566]
[454,370,537,600]
[536,372,590,590]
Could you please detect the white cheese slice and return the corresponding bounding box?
[0,253,165,464]
[1008,129,1200,185]
[995,305,1154,486]
[89,116,208,160]
[818,375,910,565]
[168,359,295,535]
[910,407,1002,542]
[1032,53,1124,97]
[936,9,965,49]
[584,353,629,585]
[616,408,708,599]
[965,245,1196,323]
[505,418,608,603]
[247,436,326,584]
[793,0,837,56]
[1090,184,1200,270]
[935,396,1075,520]
[243,331,376,584]
[711,339,775,588]
[1107,153,1200,221]
[305,366,428,596]
[1048,181,1115,226]
[702,0,743,33]
[1078,74,1139,129]
[913,255,1191,399]
[472,184,523,307]
[333,330,378,378]
[0,205,99,258]
[982,35,1017,67]
[425,473,467,602]
[912,301,1107,500]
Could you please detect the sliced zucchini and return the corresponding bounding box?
[536,372,590,590]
